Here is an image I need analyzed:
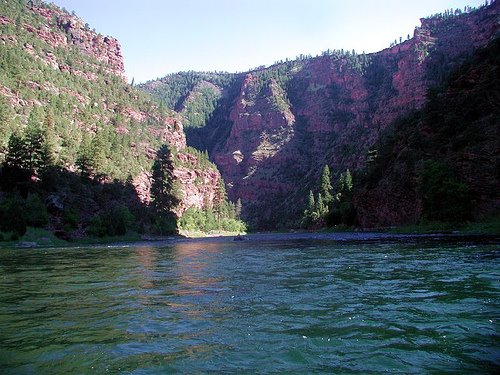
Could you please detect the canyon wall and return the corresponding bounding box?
[142,2,498,228]
[0,1,223,219]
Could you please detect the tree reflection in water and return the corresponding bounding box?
[132,241,229,319]
[172,242,225,296]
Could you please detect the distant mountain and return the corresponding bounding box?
[140,71,237,127]
[141,1,499,229]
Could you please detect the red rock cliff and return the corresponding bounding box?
[31,4,125,78]
[205,2,499,228]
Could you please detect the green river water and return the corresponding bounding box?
[0,233,498,373]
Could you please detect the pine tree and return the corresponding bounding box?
[76,134,92,177]
[320,165,333,207]
[24,120,46,173]
[316,192,326,217]
[43,110,57,164]
[150,145,180,213]
[90,129,107,173]
[0,95,14,152]
[329,169,356,226]
[339,169,353,194]
[235,198,242,219]
[307,190,315,213]
[301,190,316,227]
[4,133,28,169]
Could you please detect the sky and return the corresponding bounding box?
[49,0,487,84]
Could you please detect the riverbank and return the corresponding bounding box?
[386,218,500,235]
[1,219,498,249]
[314,218,500,236]
[178,229,246,238]
[0,227,143,249]
[0,227,247,249]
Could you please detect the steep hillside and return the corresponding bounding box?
[0,0,240,239]
[355,38,500,226]
[0,1,184,176]
[139,71,245,153]
[142,2,499,228]
[139,71,238,128]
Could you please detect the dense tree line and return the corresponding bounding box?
[0,136,246,240]
[302,165,356,228]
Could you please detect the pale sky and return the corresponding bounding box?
[49,0,487,83]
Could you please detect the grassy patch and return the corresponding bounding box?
[21,227,68,246]
[178,229,246,238]
[0,227,68,248]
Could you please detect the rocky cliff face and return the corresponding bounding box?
[30,4,125,78]
[143,2,498,228]
[355,36,500,227]
[0,0,221,220]
[173,151,226,216]
[132,150,226,217]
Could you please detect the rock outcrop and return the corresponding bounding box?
[132,151,225,218]
[31,4,125,78]
[173,152,225,216]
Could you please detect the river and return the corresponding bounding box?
[0,233,498,373]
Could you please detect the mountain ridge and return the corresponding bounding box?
[141,1,499,228]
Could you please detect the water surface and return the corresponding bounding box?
[0,233,499,373]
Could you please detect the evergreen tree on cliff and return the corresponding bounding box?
[4,133,28,170]
[301,190,315,227]
[24,118,49,174]
[151,145,179,212]
[320,165,333,207]
[150,145,180,217]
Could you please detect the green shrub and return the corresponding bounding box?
[179,207,206,231]
[25,193,49,227]
[107,206,134,236]
[152,213,177,235]
[419,160,471,223]
[0,194,27,236]
[179,207,246,233]
[63,208,80,229]
[220,218,247,233]
[87,215,107,237]
[87,205,135,237]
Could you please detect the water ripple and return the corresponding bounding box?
[0,235,499,373]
